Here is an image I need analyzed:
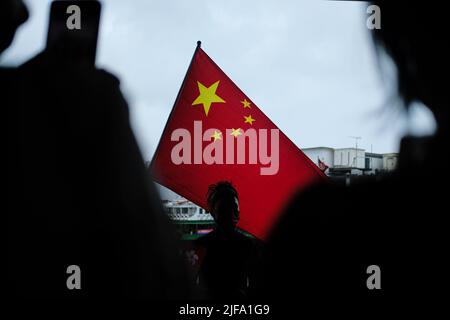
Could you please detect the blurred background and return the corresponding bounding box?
[1,0,437,199]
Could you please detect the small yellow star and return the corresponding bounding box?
[192,80,226,116]
[211,130,222,141]
[230,128,242,137]
[241,99,251,109]
[244,115,255,125]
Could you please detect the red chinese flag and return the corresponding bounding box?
[150,43,325,240]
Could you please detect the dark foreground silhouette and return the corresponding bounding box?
[195,181,264,300]
[264,1,450,309]
[5,0,190,298]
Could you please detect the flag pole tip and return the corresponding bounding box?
[197,40,202,48]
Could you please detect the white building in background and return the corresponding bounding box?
[334,148,365,169]
[302,147,399,176]
[162,199,215,239]
[366,152,384,172]
[383,153,398,171]
[163,198,213,222]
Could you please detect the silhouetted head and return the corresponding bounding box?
[372,2,449,132]
[207,181,239,232]
[0,0,29,54]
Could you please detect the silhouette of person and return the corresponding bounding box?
[5,0,191,299]
[264,1,449,310]
[0,0,28,54]
[195,181,263,300]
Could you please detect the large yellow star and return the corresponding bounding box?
[241,99,251,108]
[244,115,255,125]
[192,80,225,116]
[211,130,222,141]
[230,128,242,138]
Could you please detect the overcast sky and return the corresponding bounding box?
[2,0,436,199]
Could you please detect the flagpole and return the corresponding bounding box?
[149,41,202,172]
